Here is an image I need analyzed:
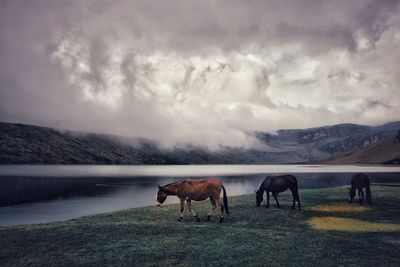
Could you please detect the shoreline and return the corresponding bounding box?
[1,186,400,266]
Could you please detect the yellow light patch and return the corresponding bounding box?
[311,203,371,213]
[309,217,400,232]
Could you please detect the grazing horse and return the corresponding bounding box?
[255,175,301,210]
[157,178,229,223]
[348,173,372,205]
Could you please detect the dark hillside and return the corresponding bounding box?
[1,121,399,164]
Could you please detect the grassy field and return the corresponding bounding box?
[1,185,400,266]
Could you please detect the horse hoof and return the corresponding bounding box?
[195,216,201,222]
[177,217,183,222]
[219,217,224,223]
[207,215,212,221]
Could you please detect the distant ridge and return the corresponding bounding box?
[0,121,399,164]
[0,122,301,164]
[326,134,400,165]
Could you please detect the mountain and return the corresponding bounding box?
[0,121,399,164]
[0,122,300,164]
[326,132,400,165]
[256,121,400,163]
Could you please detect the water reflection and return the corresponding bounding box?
[0,165,399,226]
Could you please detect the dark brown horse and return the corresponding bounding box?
[348,173,372,205]
[255,175,301,210]
[157,178,229,223]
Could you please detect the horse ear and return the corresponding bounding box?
[157,184,162,189]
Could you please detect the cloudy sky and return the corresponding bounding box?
[1,0,399,148]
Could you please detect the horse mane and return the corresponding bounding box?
[162,180,183,188]
[160,180,184,193]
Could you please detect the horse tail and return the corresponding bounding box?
[222,185,229,215]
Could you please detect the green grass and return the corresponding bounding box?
[1,185,400,266]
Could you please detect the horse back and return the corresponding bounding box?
[264,175,298,192]
[351,173,370,189]
[179,178,222,200]
[184,178,221,188]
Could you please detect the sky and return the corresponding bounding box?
[1,0,399,149]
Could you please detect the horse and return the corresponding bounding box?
[255,175,301,210]
[157,178,229,223]
[348,173,372,205]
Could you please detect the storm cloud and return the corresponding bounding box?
[1,0,399,149]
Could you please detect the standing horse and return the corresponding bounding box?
[348,173,372,205]
[255,175,301,210]
[157,178,229,223]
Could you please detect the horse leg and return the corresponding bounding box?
[207,198,217,221]
[178,198,184,222]
[266,191,270,208]
[273,192,280,208]
[187,200,200,222]
[216,198,225,223]
[366,185,372,205]
[296,191,301,210]
[291,188,301,210]
[290,188,296,209]
[359,189,364,205]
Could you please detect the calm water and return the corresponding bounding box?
[1,165,399,226]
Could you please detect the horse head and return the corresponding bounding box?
[156,185,168,205]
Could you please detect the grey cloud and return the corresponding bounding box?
[0,0,399,149]
[363,99,391,109]
[120,53,137,92]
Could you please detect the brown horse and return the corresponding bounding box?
[348,173,372,205]
[157,178,229,223]
[255,175,301,210]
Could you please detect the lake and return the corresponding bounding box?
[1,164,400,226]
